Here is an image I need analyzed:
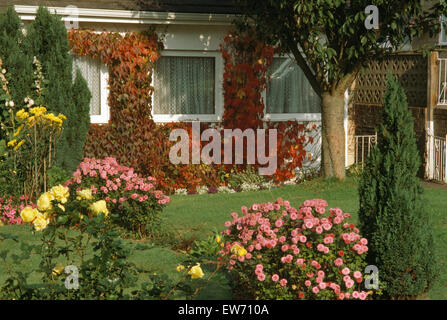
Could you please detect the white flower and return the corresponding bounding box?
[240,183,260,192]
[196,185,208,195]
[218,186,236,194]
[174,188,188,196]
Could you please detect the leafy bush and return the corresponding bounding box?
[47,166,71,189]
[220,198,372,300]
[64,157,170,238]
[358,73,438,299]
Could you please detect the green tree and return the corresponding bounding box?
[235,0,446,179]
[0,6,33,139]
[358,73,438,299]
[22,6,91,173]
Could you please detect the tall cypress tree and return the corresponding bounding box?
[22,6,91,173]
[0,6,33,138]
[358,73,438,299]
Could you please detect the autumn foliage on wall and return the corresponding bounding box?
[220,30,317,182]
[68,29,318,193]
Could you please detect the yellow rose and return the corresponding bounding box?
[50,185,69,204]
[20,206,39,223]
[52,264,64,276]
[33,213,49,231]
[37,192,53,211]
[188,264,204,279]
[230,244,241,255]
[176,265,185,272]
[237,248,247,257]
[89,200,109,216]
[76,189,93,200]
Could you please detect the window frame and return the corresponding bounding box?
[151,50,224,123]
[262,54,322,122]
[72,56,110,124]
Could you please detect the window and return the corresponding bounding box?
[152,51,223,122]
[72,56,109,123]
[265,57,321,121]
[440,16,447,45]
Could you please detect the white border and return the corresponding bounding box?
[262,55,321,122]
[151,50,224,123]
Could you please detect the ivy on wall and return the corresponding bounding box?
[68,29,318,192]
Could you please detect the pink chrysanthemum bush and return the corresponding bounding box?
[64,157,170,237]
[0,195,35,226]
[220,198,371,300]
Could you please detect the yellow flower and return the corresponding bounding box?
[237,248,247,257]
[57,113,67,120]
[44,113,63,127]
[7,139,16,147]
[89,200,109,216]
[29,106,47,116]
[13,139,25,150]
[57,204,65,212]
[26,115,36,127]
[176,265,185,272]
[188,264,204,279]
[13,124,24,137]
[37,192,53,211]
[0,220,4,227]
[52,265,64,276]
[16,109,29,120]
[230,244,241,255]
[292,285,297,290]
[32,213,49,231]
[50,185,69,204]
[216,235,221,243]
[76,189,93,200]
[20,206,39,223]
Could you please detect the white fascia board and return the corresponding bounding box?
[14,5,235,26]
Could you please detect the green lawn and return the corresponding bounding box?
[0,177,445,299]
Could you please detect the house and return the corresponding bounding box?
[2,1,445,182]
[1,0,322,173]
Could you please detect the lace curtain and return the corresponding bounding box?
[267,58,321,114]
[72,56,101,116]
[154,56,215,115]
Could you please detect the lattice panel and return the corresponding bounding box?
[354,54,427,108]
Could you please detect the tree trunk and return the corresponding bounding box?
[321,91,346,180]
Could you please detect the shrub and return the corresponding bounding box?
[22,6,91,173]
[64,157,170,238]
[358,73,438,299]
[0,195,34,225]
[220,198,371,300]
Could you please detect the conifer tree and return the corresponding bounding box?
[22,6,91,173]
[0,6,33,133]
[358,73,438,299]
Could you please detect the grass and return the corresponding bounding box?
[0,177,445,299]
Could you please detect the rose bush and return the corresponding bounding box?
[220,198,371,300]
[64,157,170,238]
